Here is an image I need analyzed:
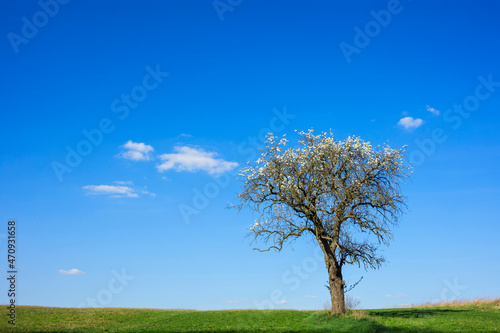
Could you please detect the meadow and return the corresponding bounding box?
[1,299,498,332]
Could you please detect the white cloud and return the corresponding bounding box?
[274,300,288,304]
[139,189,156,197]
[385,293,408,298]
[426,105,440,116]
[118,140,154,161]
[59,268,85,275]
[157,146,238,175]
[82,185,139,198]
[113,180,133,185]
[398,117,424,130]
[219,298,246,304]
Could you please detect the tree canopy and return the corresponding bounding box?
[234,129,411,314]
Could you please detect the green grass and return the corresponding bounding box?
[1,299,498,332]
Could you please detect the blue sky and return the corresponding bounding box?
[1,0,500,311]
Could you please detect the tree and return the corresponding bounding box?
[233,129,411,314]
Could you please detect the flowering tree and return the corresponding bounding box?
[233,129,411,314]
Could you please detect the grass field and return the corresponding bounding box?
[1,299,498,332]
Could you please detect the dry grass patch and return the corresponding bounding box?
[408,297,500,308]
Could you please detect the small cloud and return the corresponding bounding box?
[274,300,288,304]
[401,110,408,116]
[304,295,319,298]
[179,133,192,138]
[385,293,408,299]
[113,180,133,185]
[220,298,245,304]
[426,105,440,116]
[156,146,238,175]
[117,140,154,161]
[140,189,156,197]
[59,268,85,275]
[83,185,139,198]
[398,117,424,130]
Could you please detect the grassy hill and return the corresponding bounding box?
[1,299,498,332]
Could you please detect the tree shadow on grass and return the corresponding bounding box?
[176,311,446,333]
[369,307,462,319]
[358,308,465,333]
[180,327,441,333]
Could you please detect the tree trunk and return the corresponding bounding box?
[316,228,346,315]
[327,257,345,315]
